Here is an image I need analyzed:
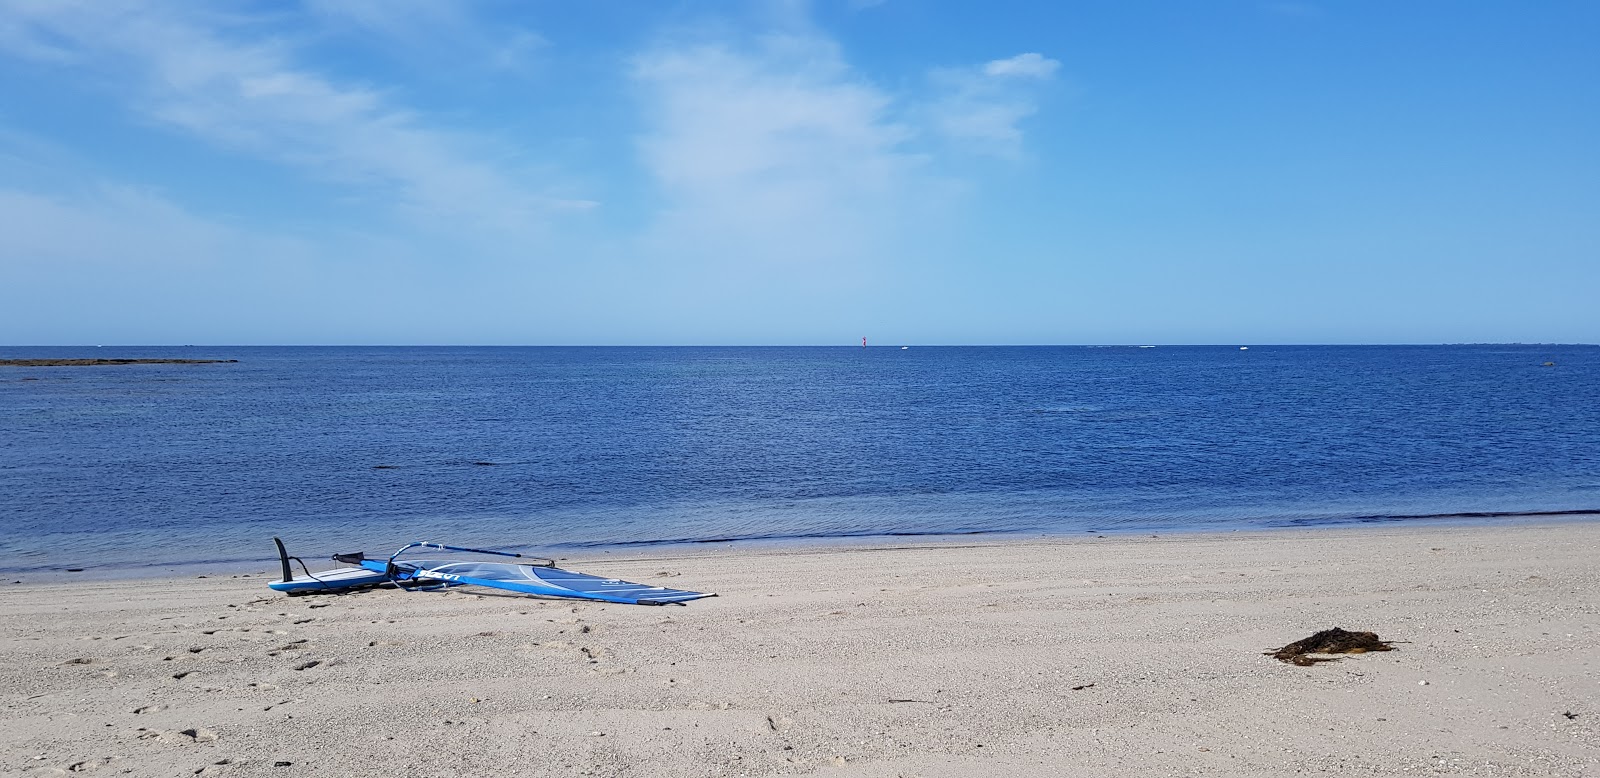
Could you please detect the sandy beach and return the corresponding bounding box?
[3,522,1596,777]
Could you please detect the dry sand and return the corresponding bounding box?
[3,522,1596,777]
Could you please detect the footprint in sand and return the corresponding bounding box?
[248,682,279,691]
[61,658,96,666]
[73,757,117,771]
[766,714,794,733]
[133,704,167,714]
[181,728,219,743]
[194,758,232,775]
[135,727,215,744]
[267,639,309,657]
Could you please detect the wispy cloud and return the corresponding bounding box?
[0,1,581,231]
[0,3,1069,342]
[928,52,1061,159]
[631,31,930,275]
[625,23,1064,331]
[303,0,549,73]
[983,52,1060,79]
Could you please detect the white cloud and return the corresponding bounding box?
[635,35,911,195]
[631,32,935,278]
[983,52,1060,79]
[928,52,1061,158]
[0,4,1069,342]
[0,1,579,232]
[624,29,1063,329]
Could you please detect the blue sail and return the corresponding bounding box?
[360,558,715,605]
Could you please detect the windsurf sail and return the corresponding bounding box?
[290,541,715,605]
[371,558,714,605]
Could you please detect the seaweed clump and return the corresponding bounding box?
[1268,628,1397,666]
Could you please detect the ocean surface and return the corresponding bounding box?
[2,345,1597,578]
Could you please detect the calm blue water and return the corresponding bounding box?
[2,345,1597,577]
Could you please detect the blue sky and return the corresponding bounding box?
[1,1,1595,345]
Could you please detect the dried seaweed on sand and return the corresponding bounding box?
[1268,628,1397,666]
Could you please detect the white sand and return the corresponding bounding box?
[3,522,1597,777]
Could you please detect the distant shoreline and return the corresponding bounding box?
[0,358,238,367]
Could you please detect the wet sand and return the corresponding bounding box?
[3,522,1596,777]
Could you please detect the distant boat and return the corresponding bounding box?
[1240,346,1249,350]
[901,346,909,350]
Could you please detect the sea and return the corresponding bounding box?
[2,345,1597,578]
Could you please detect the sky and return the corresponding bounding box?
[0,1,1595,346]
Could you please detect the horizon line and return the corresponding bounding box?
[4,342,1596,349]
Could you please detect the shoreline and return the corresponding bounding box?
[4,520,1596,776]
[12,512,1600,585]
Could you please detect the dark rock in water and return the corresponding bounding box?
[372,465,399,469]
[0,358,238,367]
[1267,627,1397,666]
